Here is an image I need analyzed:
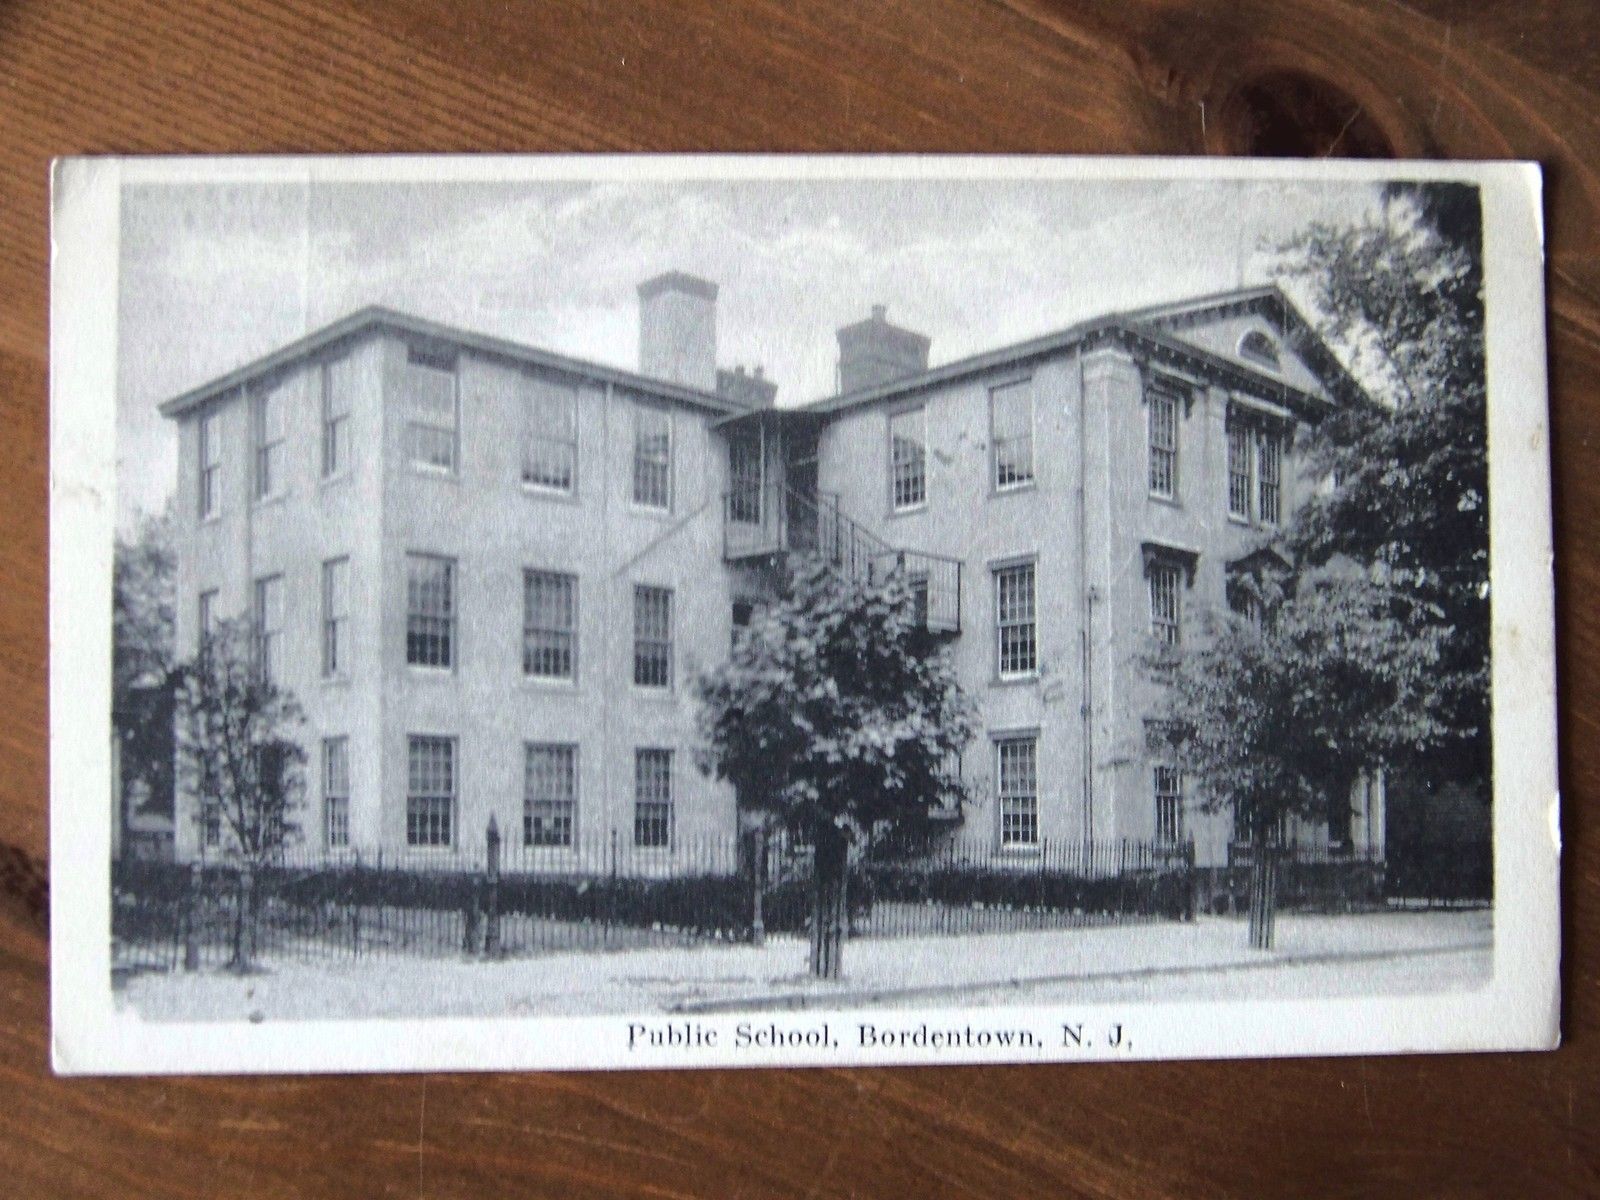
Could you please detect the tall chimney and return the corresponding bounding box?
[638,271,718,392]
[836,304,931,394]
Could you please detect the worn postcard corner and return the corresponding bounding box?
[49,155,1557,1075]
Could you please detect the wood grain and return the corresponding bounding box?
[1,0,1596,1195]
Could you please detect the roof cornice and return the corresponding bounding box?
[157,306,748,420]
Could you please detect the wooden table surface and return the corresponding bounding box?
[1,1,1596,1195]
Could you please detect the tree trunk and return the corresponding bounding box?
[809,821,848,980]
[1248,838,1278,951]
[230,865,256,971]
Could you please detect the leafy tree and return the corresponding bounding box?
[1275,181,1489,786]
[112,503,178,818]
[1152,562,1447,948]
[695,556,976,978]
[174,617,308,968]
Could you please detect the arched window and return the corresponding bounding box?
[1238,329,1280,369]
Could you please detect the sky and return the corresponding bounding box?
[115,171,1383,530]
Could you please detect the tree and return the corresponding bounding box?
[174,617,308,969]
[112,503,178,819]
[1275,181,1489,787]
[694,557,976,978]
[1152,562,1447,948]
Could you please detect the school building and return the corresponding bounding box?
[160,271,1384,868]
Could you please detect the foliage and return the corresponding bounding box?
[174,617,308,867]
[693,555,977,843]
[1151,562,1448,840]
[112,502,178,813]
[1274,181,1490,783]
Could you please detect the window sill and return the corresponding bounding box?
[887,503,928,519]
[994,843,1042,857]
[521,675,580,694]
[410,464,460,482]
[631,685,677,700]
[198,512,223,528]
[319,471,353,491]
[991,480,1037,498]
[1227,513,1252,527]
[629,502,675,519]
[991,672,1040,688]
[522,483,579,505]
[1147,492,1181,510]
[252,492,289,511]
[406,665,458,679]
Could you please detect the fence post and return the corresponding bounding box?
[750,823,767,947]
[183,860,202,971]
[484,816,501,958]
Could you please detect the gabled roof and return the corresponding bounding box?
[157,306,752,420]
[802,284,1361,419]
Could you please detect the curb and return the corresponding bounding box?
[668,940,1492,1014]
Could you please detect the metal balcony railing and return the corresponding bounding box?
[722,481,961,635]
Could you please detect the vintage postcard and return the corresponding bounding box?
[50,155,1557,1075]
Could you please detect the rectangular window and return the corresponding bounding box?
[524,743,577,847]
[252,574,283,682]
[1257,429,1282,525]
[406,735,455,848]
[202,798,222,849]
[523,570,577,680]
[634,748,673,848]
[1227,423,1252,519]
[994,562,1037,677]
[1148,560,1182,647]
[198,410,221,518]
[633,585,673,689]
[731,599,755,652]
[252,385,286,501]
[322,557,350,678]
[990,380,1034,490]
[323,737,350,849]
[1154,765,1183,844]
[406,554,455,669]
[997,736,1039,847]
[321,355,355,478]
[197,589,218,648]
[522,376,578,493]
[727,430,763,523]
[404,346,459,473]
[632,402,672,510]
[889,406,927,511]
[1147,385,1178,498]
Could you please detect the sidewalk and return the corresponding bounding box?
[117,909,1492,1023]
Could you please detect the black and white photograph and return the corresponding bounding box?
[49,156,1556,1074]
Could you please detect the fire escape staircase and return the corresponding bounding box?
[721,481,962,636]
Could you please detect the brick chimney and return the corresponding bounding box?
[836,304,931,394]
[716,364,778,409]
[638,271,718,392]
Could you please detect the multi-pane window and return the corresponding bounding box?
[633,585,673,689]
[252,384,287,501]
[202,798,222,849]
[406,554,455,669]
[1227,412,1287,525]
[1148,560,1182,646]
[991,380,1034,490]
[1147,384,1179,498]
[198,410,221,518]
[321,355,355,478]
[1154,765,1183,844]
[1227,423,1252,519]
[406,735,455,848]
[323,737,350,849]
[634,748,673,848]
[404,346,459,472]
[994,562,1037,677]
[996,735,1039,847]
[197,589,218,650]
[252,574,283,682]
[889,406,927,511]
[524,743,577,847]
[523,570,577,680]
[522,376,578,493]
[1257,429,1282,525]
[727,430,763,522]
[322,557,350,677]
[632,402,672,510]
